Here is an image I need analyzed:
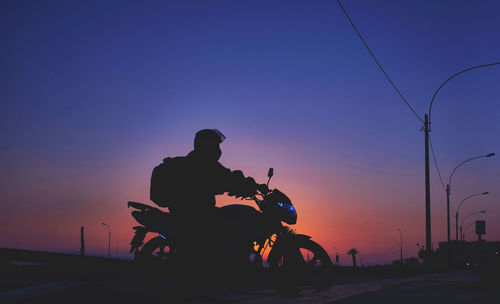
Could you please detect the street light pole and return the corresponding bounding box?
[424,114,431,251]
[456,192,489,241]
[460,211,486,241]
[446,154,494,243]
[398,228,403,264]
[427,62,499,251]
[102,222,111,258]
[446,184,450,243]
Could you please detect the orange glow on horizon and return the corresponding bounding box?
[1,137,489,266]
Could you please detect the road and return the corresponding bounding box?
[1,269,497,304]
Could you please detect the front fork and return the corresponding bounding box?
[267,228,312,265]
[254,226,304,265]
[129,226,148,253]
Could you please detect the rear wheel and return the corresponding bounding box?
[136,236,177,270]
[134,236,186,300]
[269,238,332,297]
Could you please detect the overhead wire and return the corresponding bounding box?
[337,0,446,192]
[428,134,446,191]
[336,0,424,124]
[336,1,500,193]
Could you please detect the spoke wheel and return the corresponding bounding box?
[296,241,333,291]
[134,236,186,301]
[269,238,332,297]
[136,236,177,272]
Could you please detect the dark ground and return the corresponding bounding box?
[1,261,499,304]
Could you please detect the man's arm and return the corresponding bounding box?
[215,164,267,197]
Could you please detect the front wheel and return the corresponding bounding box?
[269,237,333,297]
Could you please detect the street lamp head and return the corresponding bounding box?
[480,210,486,213]
[482,192,489,195]
[485,153,495,157]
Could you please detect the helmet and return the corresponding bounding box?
[194,129,226,151]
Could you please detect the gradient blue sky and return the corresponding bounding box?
[1,0,500,264]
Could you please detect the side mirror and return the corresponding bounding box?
[266,168,274,187]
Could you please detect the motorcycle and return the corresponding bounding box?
[127,168,332,297]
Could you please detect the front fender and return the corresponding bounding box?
[293,234,312,242]
[268,233,312,265]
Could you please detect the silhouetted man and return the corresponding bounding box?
[151,129,267,241]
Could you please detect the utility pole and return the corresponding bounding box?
[424,114,431,251]
[102,223,111,258]
[80,226,85,256]
[446,184,452,270]
[446,185,450,242]
[425,63,499,250]
[108,230,111,258]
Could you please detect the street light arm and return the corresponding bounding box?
[448,155,487,186]
[461,211,486,227]
[428,62,500,122]
[457,192,488,214]
[463,222,476,236]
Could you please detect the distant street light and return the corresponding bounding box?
[102,222,111,258]
[460,211,486,241]
[445,154,494,243]
[455,192,489,241]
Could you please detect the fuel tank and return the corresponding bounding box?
[216,204,278,242]
[217,204,261,221]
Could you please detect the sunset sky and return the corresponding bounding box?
[2,0,500,265]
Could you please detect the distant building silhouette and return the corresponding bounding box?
[439,240,500,266]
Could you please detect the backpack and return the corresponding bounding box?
[150,156,185,208]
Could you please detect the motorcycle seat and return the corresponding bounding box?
[127,201,159,211]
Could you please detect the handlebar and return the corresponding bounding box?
[244,189,270,207]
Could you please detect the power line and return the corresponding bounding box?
[428,134,446,191]
[336,0,424,124]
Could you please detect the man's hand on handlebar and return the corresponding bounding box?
[257,183,269,194]
[228,184,269,199]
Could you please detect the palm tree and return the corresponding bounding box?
[347,248,359,267]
